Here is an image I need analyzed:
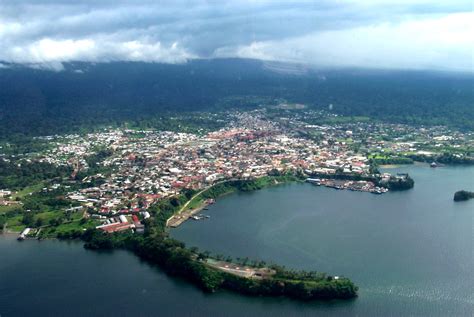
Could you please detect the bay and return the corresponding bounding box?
[1,165,473,316]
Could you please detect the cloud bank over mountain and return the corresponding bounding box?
[1,0,472,72]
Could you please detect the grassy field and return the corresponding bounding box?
[185,197,208,211]
[0,204,20,213]
[4,214,24,232]
[11,182,45,199]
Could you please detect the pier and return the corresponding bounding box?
[306,178,388,194]
[167,199,214,227]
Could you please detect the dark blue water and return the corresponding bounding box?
[1,165,473,316]
[172,165,474,316]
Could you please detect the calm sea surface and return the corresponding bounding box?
[1,165,473,316]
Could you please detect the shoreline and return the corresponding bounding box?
[379,164,402,169]
[167,200,210,227]
[3,174,361,302]
[0,231,20,236]
[380,162,429,169]
[3,174,359,302]
[167,176,301,228]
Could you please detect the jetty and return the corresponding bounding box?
[167,198,215,228]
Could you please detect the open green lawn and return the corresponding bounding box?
[3,208,90,233]
[0,204,20,213]
[56,219,98,232]
[36,210,62,222]
[12,182,45,199]
[185,196,206,211]
[29,216,99,238]
[5,214,25,232]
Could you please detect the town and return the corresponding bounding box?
[1,107,473,236]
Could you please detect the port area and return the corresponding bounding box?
[205,259,275,279]
[306,178,388,194]
[167,199,214,228]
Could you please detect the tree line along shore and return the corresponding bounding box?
[80,175,360,301]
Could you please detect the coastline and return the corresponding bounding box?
[167,175,302,228]
[167,200,209,227]
[0,230,20,236]
[378,164,402,169]
[81,174,359,301]
[380,162,429,169]
[5,174,358,301]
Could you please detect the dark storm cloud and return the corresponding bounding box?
[0,0,472,71]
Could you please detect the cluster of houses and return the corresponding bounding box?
[2,109,472,236]
[95,214,146,234]
[54,113,377,221]
[0,189,21,207]
[28,110,472,233]
[296,118,474,159]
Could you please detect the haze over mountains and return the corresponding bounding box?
[0,58,473,138]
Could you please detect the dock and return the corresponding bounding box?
[167,200,213,228]
[167,207,203,227]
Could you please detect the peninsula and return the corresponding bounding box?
[82,176,359,301]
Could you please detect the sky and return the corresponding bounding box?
[0,0,472,72]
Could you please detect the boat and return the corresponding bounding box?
[17,228,31,241]
[430,162,437,168]
[306,178,321,185]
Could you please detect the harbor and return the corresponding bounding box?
[306,178,388,194]
[191,214,210,221]
[167,199,215,227]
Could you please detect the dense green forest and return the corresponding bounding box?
[0,160,71,189]
[0,59,473,138]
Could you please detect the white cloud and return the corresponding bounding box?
[0,1,472,72]
[4,37,195,65]
[216,12,474,72]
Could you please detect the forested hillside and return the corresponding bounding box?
[0,58,472,138]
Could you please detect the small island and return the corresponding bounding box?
[453,190,474,202]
